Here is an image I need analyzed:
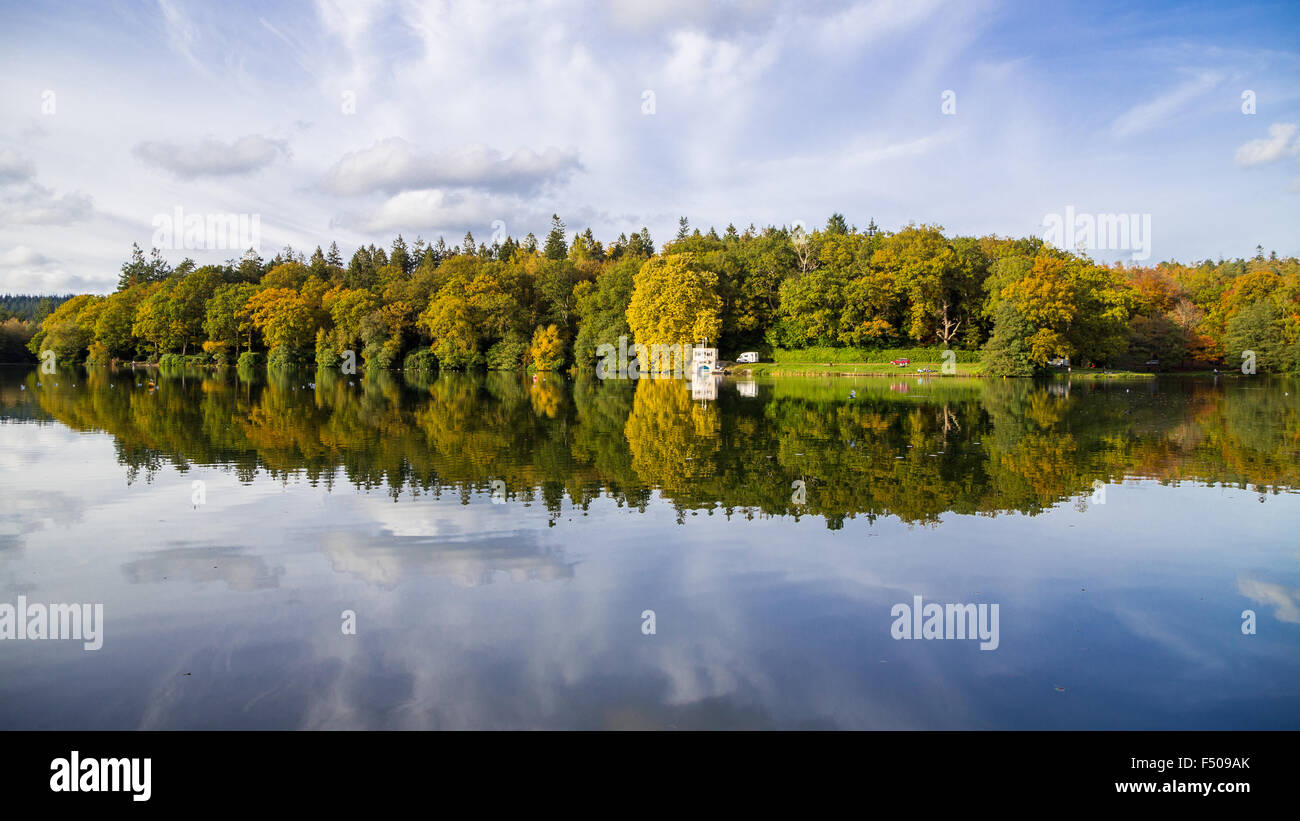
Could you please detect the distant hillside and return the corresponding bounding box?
[0,294,73,323]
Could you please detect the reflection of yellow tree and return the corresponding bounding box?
[529,376,564,418]
[625,379,720,497]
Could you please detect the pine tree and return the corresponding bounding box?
[237,248,263,283]
[391,234,410,276]
[118,243,149,290]
[309,246,328,278]
[544,215,568,260]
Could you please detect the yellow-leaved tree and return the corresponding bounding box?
[625,253,722,349]
[529,324,566,371]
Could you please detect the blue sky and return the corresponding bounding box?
[0,0,1298,293]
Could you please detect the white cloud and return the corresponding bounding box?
[1238,576,1300,623]
[0,148,36,185]
[0,184,93,225]
[1234,122,1300,166]
[0,245,53,267]
[324,139,582,196]
[604,0,719,30]
[352,188,501,233]
[132,135,290,178]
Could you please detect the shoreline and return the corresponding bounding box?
[729,363,1179,379]
[1,360,1267,381]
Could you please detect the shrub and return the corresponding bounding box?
[267,345,301,369]
[434,338,483,370]
[403,348,438,372]
[315,329,338,368]
[486,336,528,370]
[86,341,111,366]
[362,340,399,370]
[237,351,265,369]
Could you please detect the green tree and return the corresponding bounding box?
[1225,299,1299,373]
[204,283,258,354]
[982,300,1036,376]
[544,215,568,261]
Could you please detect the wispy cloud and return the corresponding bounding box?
[1111,70,1223,137]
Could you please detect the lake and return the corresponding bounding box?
[1,365,1297,729]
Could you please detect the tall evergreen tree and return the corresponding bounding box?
[391,234,411,276]
[309,246,328,277]
[544,215,568,260]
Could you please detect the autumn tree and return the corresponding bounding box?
[246,288,315,358]
[626,253,722,349]
[529,324,566,371]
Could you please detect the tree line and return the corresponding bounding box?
[0,294,70,363]
[20,214,1300,374]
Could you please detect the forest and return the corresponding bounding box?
[0,294,69,364]
[15,215,1300,375]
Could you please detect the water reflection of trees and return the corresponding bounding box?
[12,367,1300,527]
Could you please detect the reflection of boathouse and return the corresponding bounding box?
[691,372,718,401]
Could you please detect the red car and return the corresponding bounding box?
[891,358,911,367]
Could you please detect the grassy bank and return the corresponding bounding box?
[734,361,985,377]
[732,362,1187,379]
[1055,369,1157,380]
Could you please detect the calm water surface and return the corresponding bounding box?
[1,365,1297,729]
